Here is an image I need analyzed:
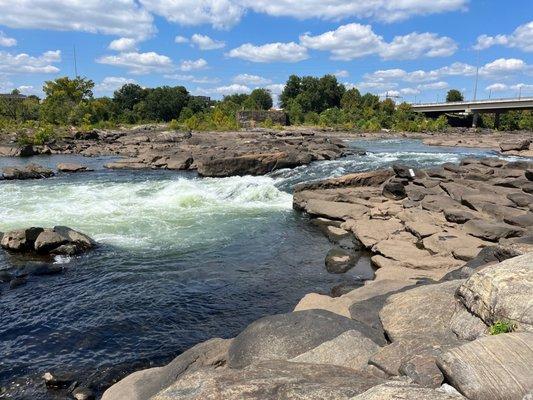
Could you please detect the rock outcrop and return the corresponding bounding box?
[2,163,54,180]
[437,333,533,400]
[1,226,95,255]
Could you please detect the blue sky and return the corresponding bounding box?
[0,0,531,103]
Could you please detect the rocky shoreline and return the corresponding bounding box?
[98,156,532,400]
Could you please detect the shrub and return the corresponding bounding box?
[168,119,180,130]
[489,321,515,335]
[33,124,57,145]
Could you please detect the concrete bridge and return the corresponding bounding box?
[411,97,533,127]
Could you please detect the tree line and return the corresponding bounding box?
[0,75,531,145]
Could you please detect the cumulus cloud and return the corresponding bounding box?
[333,70,349,78]
[190,34,225,50]
[474,21,533,52]
[0,50,61,74]
[227,42,309,63]
[179,58,208,71]
[479,58,528,77]
[108,38,137,52]
[140,0,243,30]
[175,36,189,44]
[94,76,137,94]
[233,74,272,85]
[196,83,252,96]
[485,82,533,94]
[485,83,508,92]
[164,74,220,84]
[300,23,457,60]
[97,51,173,74]
[241,0,468,23]
[0,31,16,47]
[0,0,154,40]
[417,81,449,90]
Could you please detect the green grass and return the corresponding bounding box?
[489,321,515,335]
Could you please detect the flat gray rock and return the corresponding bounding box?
[101,338,231,400]
[228,310,386,369]
[379,280,462,342]
[352,381,465,399]
[437,332,533,400]
[456,253,533,332]
[152,360,385,400]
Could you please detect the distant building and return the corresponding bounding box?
[237,110,288,128]
[190,95,211,102]
[0,93,27,101]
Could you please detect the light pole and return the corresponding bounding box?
[473,50,480,101]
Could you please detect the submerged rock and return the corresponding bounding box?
[325,247,359,273]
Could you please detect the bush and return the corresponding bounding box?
[168,119,180,130]
[489,321,515,335]
[33,124,57,145]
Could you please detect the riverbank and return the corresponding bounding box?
[101,156,533,400]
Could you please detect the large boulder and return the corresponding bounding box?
[437,333,533,400]
[227,310,386,369]
[152,360,385,400]
[456,252,533,332]
[352,381,465,399]
[2,163,54,180]
[101,338,231,400]
[379,280,462,342]
[500,139,531,152]
[289,330,381,372]
[1,226,95,255]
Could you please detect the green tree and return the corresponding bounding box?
[113,84,147,112]
[446,89,464,102]
[223,93,249,106]
[140,86,189,122]
[341,88,361,111]
[279,75,301,109]
[41,76,95,124]
[245,88,273,110]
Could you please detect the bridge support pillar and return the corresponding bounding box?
[472,112,479,128]
[495,112,501,129]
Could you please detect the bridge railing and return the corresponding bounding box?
[411,97,533,107]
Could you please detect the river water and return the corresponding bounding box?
[0,139,516,398]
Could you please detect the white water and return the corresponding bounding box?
[0,175,292,250]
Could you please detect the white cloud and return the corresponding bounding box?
[333,70,349,78]
[379,32,457,60]
[196,83,252,96]
[108,38,137,52]
[94,76,137,95]
[474,21,533,52]
[179,58,208,71]
[300,23,456,61]
[191,34,225,50]
[242,0,468,23]
[300,23,382,60]
[233,73,272,85]
[485,83,508,92]
[0,31,16,47]
[479,58,528,77]
[175,36,189,44]
[265,83,285,95]
[97,51,173,74]
[227,42,309,63]
[140,0,243,30]
[164,74,220,84]
[0,0,154,40]
[400,87,421,95]
[0,50,61,74]
[417,81,449,90]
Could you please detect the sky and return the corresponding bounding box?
[0,0,531,103]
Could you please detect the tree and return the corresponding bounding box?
[140,86,189,122]
[244,88,273,110]
[223,93,249,106]
[41,77,95,124]
[113,84,147,112]
[341,88,361,111]
[446,89,464,102]
[279,75,301,109]
[43,76,94,102]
